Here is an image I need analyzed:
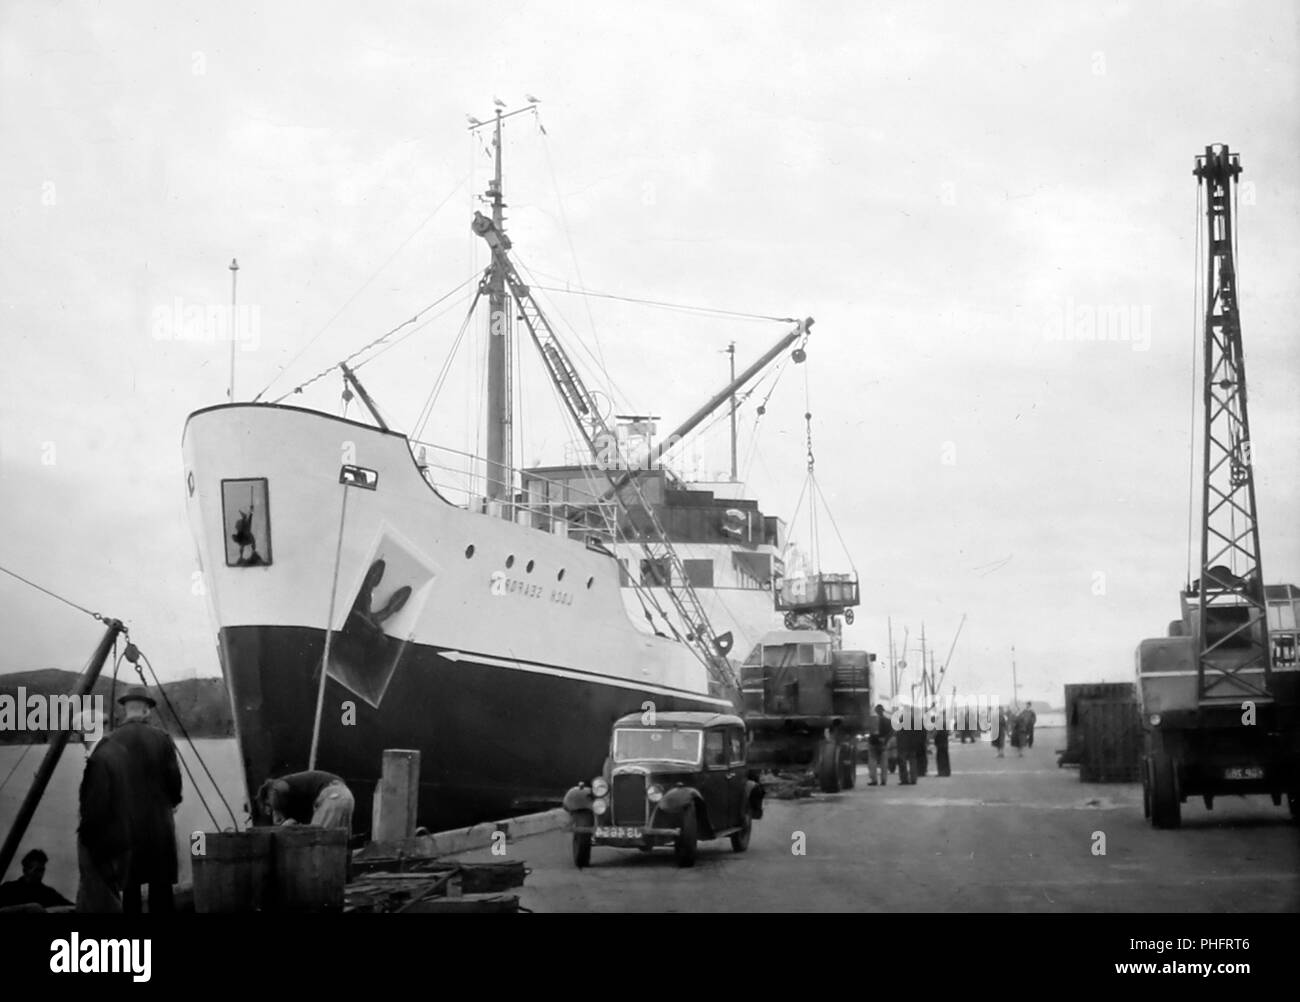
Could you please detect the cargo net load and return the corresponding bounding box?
[739,386,872,797]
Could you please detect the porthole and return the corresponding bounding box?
[465,545,475,559]
[526,559,535,573]
[557,568,566,582]
[506,555,515,569]
[586,576,594,589]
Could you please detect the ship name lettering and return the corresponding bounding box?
[489,571,545,599]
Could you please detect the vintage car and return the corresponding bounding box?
[562,711,765,868]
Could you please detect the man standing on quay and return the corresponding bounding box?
[866,704,893,786]
[78,685,183,913]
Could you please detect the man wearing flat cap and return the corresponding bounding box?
[77,685,183,913]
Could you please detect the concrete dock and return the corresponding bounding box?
[445,728,1300,912]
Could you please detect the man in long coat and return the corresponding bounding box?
[100,686,183,913]
[77,735,133,912]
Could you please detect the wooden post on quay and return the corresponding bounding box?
[371,749,420,843]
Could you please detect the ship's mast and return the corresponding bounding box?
[484,108,513,502]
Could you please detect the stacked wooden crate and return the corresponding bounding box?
[1078,697,1143,783]
[1058,682,1137,767]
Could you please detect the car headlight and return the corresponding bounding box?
[647,784,664,803]
[592,777,609,797]
[1149,713,1162,726]
[592,798,607,816]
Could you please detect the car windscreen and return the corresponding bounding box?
[613,728,702,765]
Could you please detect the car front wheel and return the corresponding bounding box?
[674,804,698,868]
[571,810,593,868]
[730,812,752,852]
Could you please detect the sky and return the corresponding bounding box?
[2,0,1297,709]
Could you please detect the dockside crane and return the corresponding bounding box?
[472,209,754,696]
[1136,144,1299,828]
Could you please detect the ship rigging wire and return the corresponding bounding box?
[253,170,474,403]
[0,563,110,625]
[514,254,637,420]
[0,744,34,796]
[412,288,484,440]
[273,274,481,404]
[538,127,614,385]
[741,353,796,483]
[0,562,240,828]
[122,649,240,832]
[530,283,799,325]
[351,286,476,370]
[779,359,859,581]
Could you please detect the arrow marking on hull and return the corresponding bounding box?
[436,648,734,707]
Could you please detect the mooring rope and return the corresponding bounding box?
[0,743,35,796]
[0,563,110,625]
[134,651,238,831]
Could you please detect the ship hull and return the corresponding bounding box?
[183,403,729,835]
[221,624,722,832]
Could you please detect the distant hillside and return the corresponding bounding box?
[0,669,233,743]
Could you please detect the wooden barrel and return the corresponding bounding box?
[272,827,348,912]
[191,829,274,913]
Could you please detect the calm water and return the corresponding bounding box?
[0,738,246,899]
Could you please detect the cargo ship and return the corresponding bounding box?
[182,109,814,832]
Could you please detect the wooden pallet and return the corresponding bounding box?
[401,893,521,914]
[344,859,528,913]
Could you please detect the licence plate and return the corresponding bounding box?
[595,826,641,839]
[1223,766,1264,780]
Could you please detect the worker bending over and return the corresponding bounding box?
[258,770,355,833]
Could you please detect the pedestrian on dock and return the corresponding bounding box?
[895,718,918,784]
[258,770,355,832]
[932,705,951,777]
[100,685,183,914]
[992,707,1007,758]
[1022,703,1037,748]
[1011,707,1027,757]
[866,704,893,786]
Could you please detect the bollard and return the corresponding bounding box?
[372,749,421,843]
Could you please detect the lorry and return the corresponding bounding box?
[739,571,874,792]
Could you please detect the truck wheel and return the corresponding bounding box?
[674,804,698,868]
[1149,750,1180,830]
[817,741,841,793]
[571,810,593,868]
[840,743,857,790]
[1288,792,1298,822]
[730,813,752,852]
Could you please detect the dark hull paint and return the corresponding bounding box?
[218,625,723,833]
